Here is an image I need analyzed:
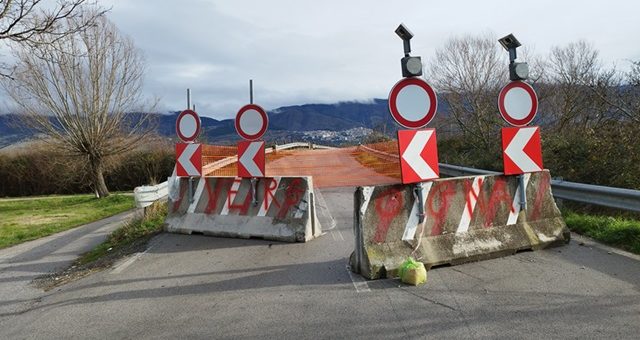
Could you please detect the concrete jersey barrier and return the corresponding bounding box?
[351,170,570,279]
[166,176,322,242]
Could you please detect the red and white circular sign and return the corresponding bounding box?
[388,77,438,129]
[498,81,538,127]
[235,104,268,140]
[176,109,201,142]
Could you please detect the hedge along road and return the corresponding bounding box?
[0,186,639,339]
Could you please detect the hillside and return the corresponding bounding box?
[0,99,451,148]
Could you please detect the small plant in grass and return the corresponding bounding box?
[77,201,167,265]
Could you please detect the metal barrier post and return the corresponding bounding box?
[251,178,259,206]
[519,174,527,211]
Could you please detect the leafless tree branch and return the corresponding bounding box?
[2,10,153,198]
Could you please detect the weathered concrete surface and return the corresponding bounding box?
[166,176,322,242]
[352,171,570,279]
[0,187,638,339]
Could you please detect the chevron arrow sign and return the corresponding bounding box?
[397,129,440,184]
[502,126,543,175]
[176,143,202,177]
[238,141,265,178]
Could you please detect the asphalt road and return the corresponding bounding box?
[1,187,639,339]
[0,209,139,317]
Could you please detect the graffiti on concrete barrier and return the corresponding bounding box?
[172,177,308,219]
[530,173,550,221]
[277,178,306,219]
[426,181,456,236]
[476,177,513,228]
[372,187,404,243]
[368,172,553,241]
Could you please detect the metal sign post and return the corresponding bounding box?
[497,34,540,212]
[177,88,202,203]
[388,24,440,228]
[235,80,269,205]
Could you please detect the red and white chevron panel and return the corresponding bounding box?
[397,129,439,184]
[501,126,543,175]
[238,141,265,178]
[176,143,202,177]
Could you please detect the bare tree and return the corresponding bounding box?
[428,34,508,149]
[3,11,153,198]
[0,0,105,77]
[585,60,640,124]
[542,41,616,130]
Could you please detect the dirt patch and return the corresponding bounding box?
[32,233,159,291]
[15,214,76,225]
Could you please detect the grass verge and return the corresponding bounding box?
[563,210,640,254]
[0,193,135,249]
[77,201,167,265]
[34,201,167,291]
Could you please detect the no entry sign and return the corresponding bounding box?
[176,109,201,142]
[388,77,438,129]
[498,81,538,127]
[235,104,269,141]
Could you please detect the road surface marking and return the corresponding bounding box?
[110,236,161,275]
[346,265,371,293]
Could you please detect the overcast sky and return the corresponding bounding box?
[100,0,640,120]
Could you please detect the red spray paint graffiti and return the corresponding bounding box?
[372,187,404,243]
[204,177,227,214]
[461,177,484,220]
[264,178,281,211]
[277,178,306,219]
[530,174,550,220]
[476,177,513,228]
[172,182,188,213]
[427,181,456,236]
[227,178,252,215]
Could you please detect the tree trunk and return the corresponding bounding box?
[90,157,110,198]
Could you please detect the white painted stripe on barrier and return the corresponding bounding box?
[258,177,282,216]
[220,178,242,216]
[507,173,531,225]
[403,182,433,241]
[457,176,484,233]
[187,178,206,213]
[360,187,374,217]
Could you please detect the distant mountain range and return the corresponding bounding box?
[0,99,451,148]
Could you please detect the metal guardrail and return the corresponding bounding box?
[439,164,640,213]
[358,144,397,162]
[274,142,335,150]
